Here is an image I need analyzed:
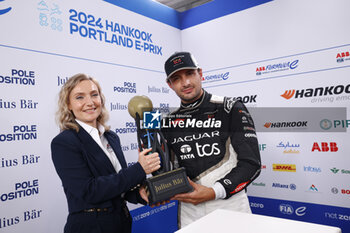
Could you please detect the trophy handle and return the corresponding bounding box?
[134,112,171,175]
[151,130,170,175]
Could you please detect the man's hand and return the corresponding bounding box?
[139,186,149,203]
[139,186,169,207]
[171,178,215,205]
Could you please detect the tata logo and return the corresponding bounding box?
[143,111,161,129]
[273,164,296,172]
[180,144,192,153]
[0,0,12,15]
[279,204,294,215]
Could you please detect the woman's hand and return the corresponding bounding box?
[138,148,161,174]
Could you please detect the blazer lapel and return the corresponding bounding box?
[104,131,127,169]
[76,126,116,173]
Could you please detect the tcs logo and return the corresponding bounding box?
[312,142,338,152]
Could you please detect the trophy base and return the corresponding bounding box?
[145,167,193,205]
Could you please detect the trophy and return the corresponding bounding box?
[128,96,192,205]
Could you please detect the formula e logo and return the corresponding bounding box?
[0,0,12,15]
[195,142,220,157]
[279,204,293,215]
[295,206,307,216]
[180,144,192,153]
[143,111,161,129]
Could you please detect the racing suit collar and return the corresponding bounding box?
[180,89,207,110]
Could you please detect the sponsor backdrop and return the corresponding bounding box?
[180,0,350,232]
[1,0,349,233]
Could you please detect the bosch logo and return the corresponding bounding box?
[341,189,350,195]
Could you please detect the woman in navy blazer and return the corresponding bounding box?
[51,73,160,233]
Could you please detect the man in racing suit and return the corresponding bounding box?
[162,52,261,228]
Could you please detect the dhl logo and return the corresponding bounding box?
[273,164,296,172]
[264,123,272,128]
[281,90,295,99]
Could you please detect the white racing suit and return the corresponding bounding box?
[162,91,261,228]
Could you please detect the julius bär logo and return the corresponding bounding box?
[336,51,350,63]
[311,142,338,152]
[143,110,161,129]
[0,0,11,15]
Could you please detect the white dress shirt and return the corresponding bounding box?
[76,119,122,173]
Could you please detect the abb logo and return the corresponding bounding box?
[312,142,338,152]
[336,52,350,58]
[341,189,350,194]
[256,67,266,72]
[281,90,295,99]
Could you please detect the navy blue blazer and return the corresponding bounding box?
[51,126,146,232]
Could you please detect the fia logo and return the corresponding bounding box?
[143,110,161,129]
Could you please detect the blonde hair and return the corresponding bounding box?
[56,73,110,132]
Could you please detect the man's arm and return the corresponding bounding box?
[216,100,261,199]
